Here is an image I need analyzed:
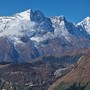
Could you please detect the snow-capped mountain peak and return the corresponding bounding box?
[77,16,90,35]
[15,9,32,21]
[0,9,90,62]
[78,16,90,25]
[83,16,90,22]
[0,9,90,42]
[0,9,54,43]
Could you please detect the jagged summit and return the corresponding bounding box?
[83,16,90,22]
[14,9,45,22]
[77,16,90,35]
[0,9,54,42]
[31,10,45,23]
[15,9,32,21]
[78,16,90,25]
[0,9,45,22]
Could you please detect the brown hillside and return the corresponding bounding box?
[48,51,90,90]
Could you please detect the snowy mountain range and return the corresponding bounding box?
[0,9,90,62]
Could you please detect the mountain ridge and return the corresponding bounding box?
[0,9,90,62]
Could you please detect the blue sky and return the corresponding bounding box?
[0,0,90,23]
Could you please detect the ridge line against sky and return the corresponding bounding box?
[0,0,90,23]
